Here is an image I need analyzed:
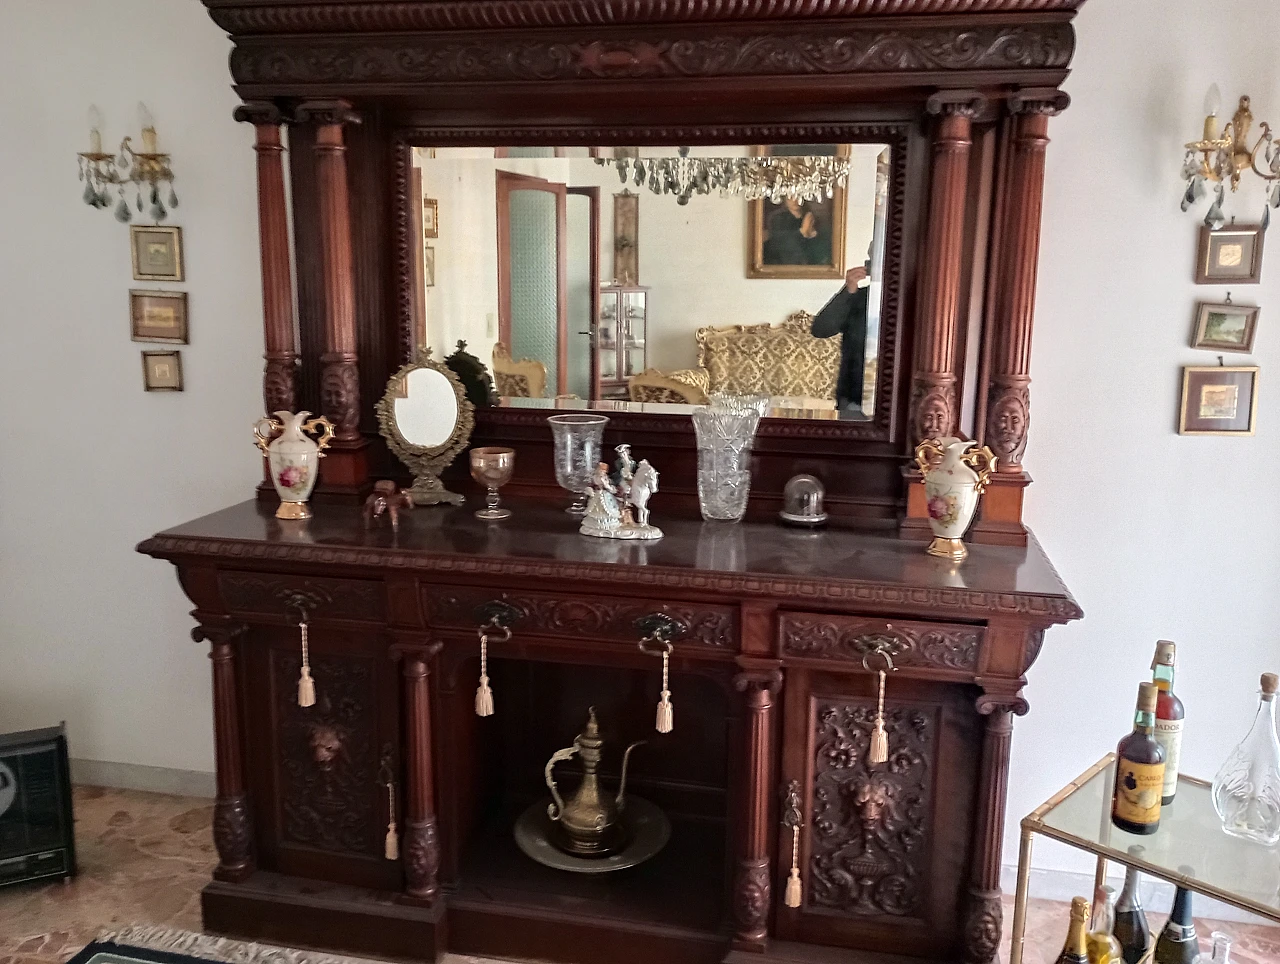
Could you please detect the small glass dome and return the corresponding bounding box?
[780,474,827,527]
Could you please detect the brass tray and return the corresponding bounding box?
[514,795,670,874]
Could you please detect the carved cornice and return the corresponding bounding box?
[139,536,1084,622]
[206,1,1086,37]
[229,22,1074,87]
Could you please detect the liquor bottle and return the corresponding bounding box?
[1113,850,1151,964]
[1087,884,1123,964]
[1153,873,1199,964]
[1054,896,1092,964]
[1151,640,1185,805]
[1112,681,1166,834]
[1212,673,1280,845]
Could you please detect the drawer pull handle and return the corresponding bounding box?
[285,594,318,709]
[475,614,512,718]
[862,648,897,766]
[782,780,804,908]
[636,613,684,735]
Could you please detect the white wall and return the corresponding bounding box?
[2,0,1277,894]
[0,1,261,773]
[1016,0,1280,873]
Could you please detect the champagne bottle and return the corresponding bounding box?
[1087,885,1123,964]
[1113,851,1151,964]
[1112,682,1166,834]
[1153,873,1199,964]
[1055,896,1092,964]
[1151,640,1185,805]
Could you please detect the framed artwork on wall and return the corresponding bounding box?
[130,289,189,344]
[1191,299,1259,353]
[1196,224,1264,284]
[422,197,438,239]
[423,245,435,287]
[1178,365,1258,435]
[130,225,184,282]
[613,190,639,286]
[142,350,184,392]
[747,144,849,280]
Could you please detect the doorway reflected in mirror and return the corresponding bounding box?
[409,144,890,421]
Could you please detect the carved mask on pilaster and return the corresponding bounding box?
[987,388,1029,465]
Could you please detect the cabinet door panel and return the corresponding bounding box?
[244,624,402,892]
[776,668,978,958]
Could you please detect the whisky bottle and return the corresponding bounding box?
[1087,885,1123,964]
[1055,896,1092,964]
[1151,640,1185,805]
[1112,682,1166,834]
[1113,851,1151,964]
[1153,873,1198,964]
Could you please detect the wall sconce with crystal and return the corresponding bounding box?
[78,103,179,223]
[1182,85,1280,229]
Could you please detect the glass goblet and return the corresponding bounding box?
[547,414,609,515]
[470,447,516,521]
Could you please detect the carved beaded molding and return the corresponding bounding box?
[205,0,1085,37]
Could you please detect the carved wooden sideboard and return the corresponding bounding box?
[139,501,1079,964]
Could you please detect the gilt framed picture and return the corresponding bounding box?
[142,350,184,392]
[130,289,188,344]
[422,197,438,239]
[1191,300,1258,353]
[748,144,849,280]
[1178,366,1258,435]
[1196,224,1264,284]
[130,225,184,282]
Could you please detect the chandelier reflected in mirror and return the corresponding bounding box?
[595,147,851,206]
[1182,85,1280,230]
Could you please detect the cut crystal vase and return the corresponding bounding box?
[692,395,766,523]
[548,414,609,516]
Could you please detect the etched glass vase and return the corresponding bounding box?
[548,414,609,515]
[692,395,766,522]
[1211,672,1280,846]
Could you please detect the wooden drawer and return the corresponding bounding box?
[422,583,736,650]
[218,571,385,624]
[777,612,982,678]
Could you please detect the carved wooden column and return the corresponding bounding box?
[193,621,253,882]
[234,102,297,415]
[910,92,985,447]
[732,665,783,951]
[400,646,442,905]
[984,90,1070,474]
[296,99,368,492]
[964,690,1030,964]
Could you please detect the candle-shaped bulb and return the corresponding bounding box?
[1203,84,1222,141]
[87,104,103,154]
[138,102,157,153]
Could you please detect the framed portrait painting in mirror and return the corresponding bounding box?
[747,145,850,280]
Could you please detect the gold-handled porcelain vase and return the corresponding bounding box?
[915,436,997,563]
[253,410,335,520]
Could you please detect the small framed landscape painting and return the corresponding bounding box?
[422,197,439,239]
[142,350,184,392]
[1196,224,1264,284]
[1178,365,1258,436]
[130,225,184,282]
[130,289,189,344]
[1191,300,1258,353]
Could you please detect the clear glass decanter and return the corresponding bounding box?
[1211,673,1280,845]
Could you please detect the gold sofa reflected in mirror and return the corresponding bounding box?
[492,342,548,399]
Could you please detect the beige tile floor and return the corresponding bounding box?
[0,786,1276,964]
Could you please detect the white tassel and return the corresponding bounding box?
[868,669,888,765]
[655,648,673,733]
[475,634,494,717]
[384,781,399,860]
[783,787,803,908]
[297,620,316,708]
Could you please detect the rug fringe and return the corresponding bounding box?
[95,925,392,964]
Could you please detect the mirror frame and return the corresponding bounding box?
[376,347,476,505]
[391,121,920,448]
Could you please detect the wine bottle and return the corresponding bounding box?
[1112,681,1166,834]
[1113,850,1151,964]
[1087,885,1123,964]
[1153,873,1199,964]
[1151,640,1185,805]
[1055,896,1092,964]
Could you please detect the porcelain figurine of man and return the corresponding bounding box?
[580,462,623,538]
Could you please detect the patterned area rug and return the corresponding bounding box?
[87,928,396,964]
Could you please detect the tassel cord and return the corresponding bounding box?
[297,619,316,708]
[384,779,399,861]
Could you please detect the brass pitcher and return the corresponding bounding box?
[544,708,645,857]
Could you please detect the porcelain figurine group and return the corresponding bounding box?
[580,444,663,541]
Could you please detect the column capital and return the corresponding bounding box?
[926,90,988,119]
[294,99,362,127]
[1007,88,1071,117]
[233,100,285,126]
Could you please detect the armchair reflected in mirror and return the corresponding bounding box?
[407,144,892,423]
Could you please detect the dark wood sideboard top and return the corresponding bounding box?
[138,500,1080,623]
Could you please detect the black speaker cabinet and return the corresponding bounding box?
[0,723,76,888]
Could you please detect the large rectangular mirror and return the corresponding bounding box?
[408,144,892,422]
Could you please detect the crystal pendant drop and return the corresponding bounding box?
[168,186,178,208]
[1263,205,1271,233]
[114,196,132,222]
[1205,187,1226,230]
[136,191,143,212]
[1211,673,1280,845]
[151,198,167,221]
[83,181,97,205]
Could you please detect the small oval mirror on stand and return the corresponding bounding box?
[377,347,474,505]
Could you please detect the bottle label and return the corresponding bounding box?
[1113,759,1164,826]
[1154,718,1183,796]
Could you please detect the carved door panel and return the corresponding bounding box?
[776,668,979,959]
[243,624,402,892]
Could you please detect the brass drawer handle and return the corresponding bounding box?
[635,613,685,735]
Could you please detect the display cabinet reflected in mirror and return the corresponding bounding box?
[407,144,893,423]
